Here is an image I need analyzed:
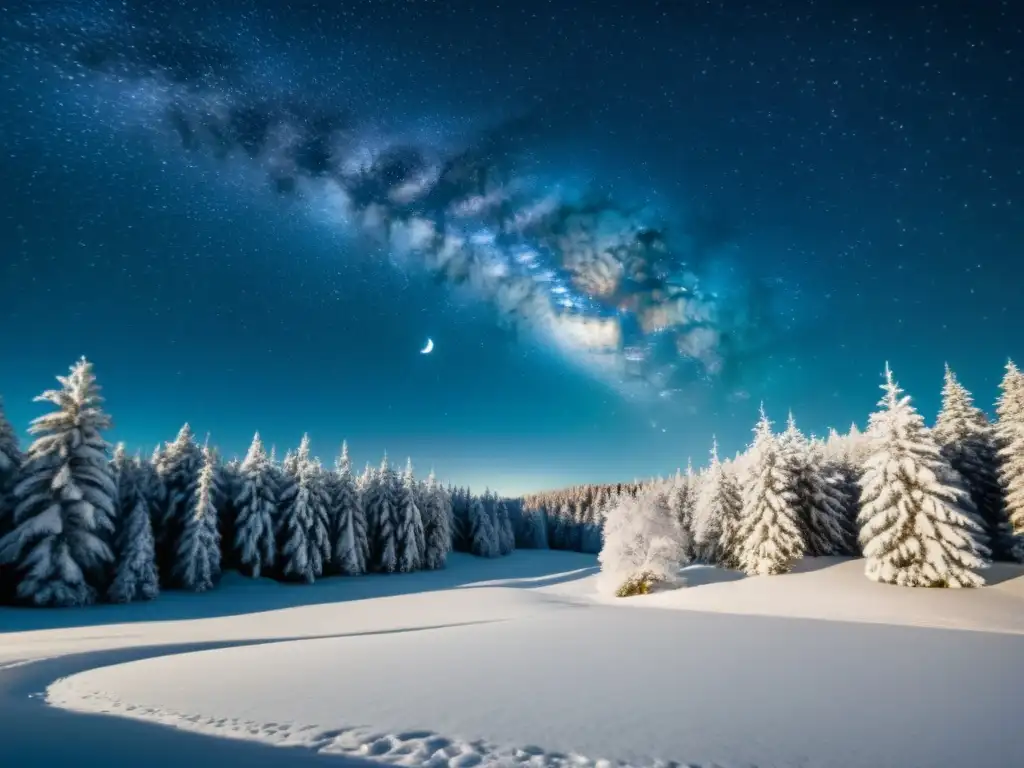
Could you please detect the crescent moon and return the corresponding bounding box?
[420,338,434,354]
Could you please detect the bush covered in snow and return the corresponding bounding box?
[598,485,686,597]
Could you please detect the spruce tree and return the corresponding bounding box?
[693,439,743,567]
[108,452,159,603]
[233,432,278,578]
[495,497,516,555]
[174,443,222,592]
[780,415,853,556]
[995,361,1024,542]
[667,463,697,562]
[0,398,23,598]
[364,454,399,572]
[934,365,1014,560]
[858,365,989,587]
[0,358,116,606]
[277,435,330,582]
[332,441,368,575]
[154,423,202,584]
[736,408,804,576]
[394,458,425,572]
[469,493,498,557]
[421,470,452,569]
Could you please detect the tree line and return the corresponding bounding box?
[0,358,515,608]
[529,362,1024,590]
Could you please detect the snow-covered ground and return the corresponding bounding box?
[3,552,1024,768]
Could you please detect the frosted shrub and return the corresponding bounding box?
[598,485,685,597]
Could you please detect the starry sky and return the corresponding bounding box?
[0,0,1021,495]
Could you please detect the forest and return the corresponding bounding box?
[1,358,1022,606]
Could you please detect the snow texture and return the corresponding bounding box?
[1,551,1020,768]
[858,365,990,587]
[0,358,116,607]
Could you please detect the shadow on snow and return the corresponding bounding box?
[0,550,600,633]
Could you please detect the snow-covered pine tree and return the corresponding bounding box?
[667,462,697,562]
[0,358,116,606]
[276,434,330,583]
[934,365,1015,560]
[518,503,549,549]
[995,361,1024,544]
[599,483,684,596]
[108,452,159,603]
[692,438,743,567]
[858,365,990,587]
[154,423,202,584]
[495,497,515,555]
[0,397,23,599]
[779,414,853,557]
[364,454,399,572]
[420,470,452,569]
[736,408,805,576]
[217,457,242,570]
[174,443,222,592]
[393,458,425,572]
[468,493,498,557]
[233,433,278,578]
[331,441,368,575]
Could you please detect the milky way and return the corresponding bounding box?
[6,2,784,404]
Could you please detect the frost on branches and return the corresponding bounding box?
[995,361,1024,544]
[736,408,805,576]
[107,448,159,603]
[330,441,368,575]
[598,485,684,597]
[858,365,990,588]
[175,444,222,592]
[468,494,498,557]
[0,358,116,607]
[935,365,1015,560]
[667,464,697,563]
[693,439,743,567]
[233,433,278,578]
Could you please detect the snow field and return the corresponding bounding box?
[24,552,1024,768]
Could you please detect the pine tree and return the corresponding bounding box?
[780,415,853,557]
[421,470,452,569]
[217,458,242,570]
[495,497,516,555]
[736,408,804,576]
[693,439,743,567]
[108,452,160,603]
[233,433,278,578]
[0,358,116,606]
[995,361,1024,544]
[331,441,368,575]
[468,493,497,557]
[154,423,202,584]
[0,398,23,599]
[393,458,425,572]
[518,504,549,549]
[364,454,399,572]
[667,463,697,562]
[174,443,222,592]
[935,365,1015,560]
[858,365,989,587]
[275,435,330,582]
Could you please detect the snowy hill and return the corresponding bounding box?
[2,551,1024,767]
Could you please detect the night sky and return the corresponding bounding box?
[0,0,1021,495]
